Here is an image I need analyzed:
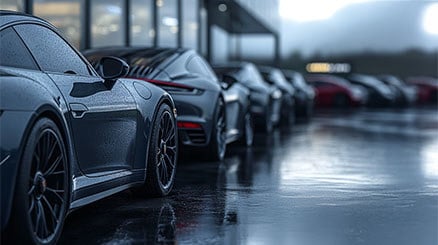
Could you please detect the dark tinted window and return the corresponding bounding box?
[128,50,176,77]
[213,67,240,77]
[14,24,91,76]
[0,27,38,70]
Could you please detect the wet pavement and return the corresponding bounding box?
[60,108,438,245]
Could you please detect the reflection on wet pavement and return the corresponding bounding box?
[60,108,438,245]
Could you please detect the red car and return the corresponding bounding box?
[306,74,367,108]
[406,76,438,105]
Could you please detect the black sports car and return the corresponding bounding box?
[282,70,315,119]
[212,62,282,132]
[378,75,417,106]
[347,74,395,107]
[0,11,178,244]
[83,47,253,159]
[258,66,296,126]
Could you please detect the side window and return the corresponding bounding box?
[14,24,91,76]
[0,27,38,70]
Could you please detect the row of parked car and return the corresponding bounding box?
[1,11,436,245]
[307,73,438,108]
[0,11,315,245]
[81,48,316,161]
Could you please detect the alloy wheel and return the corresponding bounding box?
[216,106,227,159]
[156,110,177,189]
[28,128,67,242]
[244,113,254,146]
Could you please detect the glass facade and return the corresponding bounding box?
[236,0,280,32]
[91,0,125,47]
[34,0,83,48]
[2,0,279,62]
[0,0,23,11]
[199,5,208,56]
[182,0,198,50]
[130,0,154,46]
[157,0,178,47]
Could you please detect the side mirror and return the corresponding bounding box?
[98,56,129,80]
[221,74,238,89]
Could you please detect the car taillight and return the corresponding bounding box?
[177,122,202,129]
[128,77,199,94]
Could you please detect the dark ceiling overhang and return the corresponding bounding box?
[207,0,277,35]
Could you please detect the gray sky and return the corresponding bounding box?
[280,0,438,58]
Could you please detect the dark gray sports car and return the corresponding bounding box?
[1,11,178,245]
[282,70,315,120]
[258,66,296,126]
[83,47,253,160]
[212,62,282,133]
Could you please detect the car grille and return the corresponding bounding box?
[176,103,202,117]
[182,129,207,144]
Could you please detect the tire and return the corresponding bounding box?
[144,103,178,197]
[238,111,254,147]
[8,118,69,245]
[264,103,274,133]
[206,99,227,161]
[281,102,295,126]
[301,101,313,121]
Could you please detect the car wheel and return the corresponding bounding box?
[281,103,295,126]
[303,102,313,120]
[238,111,254,147]
[264,103,274,133]
[9,117,69,245]
[144,103,178,197]
[207,99,227,161]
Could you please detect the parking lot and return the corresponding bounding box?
[59,108,438,245]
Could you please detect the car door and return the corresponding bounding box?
[14,24,139,175]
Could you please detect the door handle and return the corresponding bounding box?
[70,103,88,119]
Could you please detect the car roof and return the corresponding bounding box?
[82,46,189,58]
[212,61,250,68]
[0,10,51,29]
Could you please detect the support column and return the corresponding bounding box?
[177,0,183,48]
[125,0,131,46]
[206,0,212,62]
[83,0,91,49]
[274,33,280,66]
[153,0,158,47]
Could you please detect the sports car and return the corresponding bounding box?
[347,74,395,107]
[406,76,437,105]
[0,11,178,245]
[258,66,296,125]
[84,47,253,158]
[378,75,417,106]
[212,62,282,133]
[306,74,368,108]
[282,70,315,119]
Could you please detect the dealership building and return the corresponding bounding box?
[1,0,280,64]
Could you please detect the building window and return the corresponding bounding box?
[33,0,83,49]
[91,0,125,47]
[0,0,23,11]
[182,0,198,50]
[157,0,178,47]
[130,0,154,46]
